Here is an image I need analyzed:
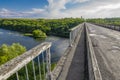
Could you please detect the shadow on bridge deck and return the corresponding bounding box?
[57,27,88,80]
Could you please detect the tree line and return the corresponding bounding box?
[0,18,84,38]
[87,18,120,26]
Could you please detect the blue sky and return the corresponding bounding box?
[0,0,120,18]
[0,0,48,11]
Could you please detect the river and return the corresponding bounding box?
[0,29,69,62]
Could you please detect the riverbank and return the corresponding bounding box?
[0,28,69,62]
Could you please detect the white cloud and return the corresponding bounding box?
[58,0,120,18]
[23,8,45,14]
[0,8,46,18]
[0,8,11,17]
[0,0,120,18]
[73,0,89,3]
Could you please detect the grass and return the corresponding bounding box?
[24,33,33,37]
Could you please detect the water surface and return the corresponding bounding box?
[0,29,69,62]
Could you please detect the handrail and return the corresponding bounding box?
[0,42,52,80]
[52,23,84,80]
[92,23,120,31]
[69,24,82,31]
[69,23,83,46]
[85,24,102,80]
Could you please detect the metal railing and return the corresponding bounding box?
[69,23,83,46]
[85,25,102,80]
[93,23,120,31]
[51,23,84,80]
[0,42,52,80]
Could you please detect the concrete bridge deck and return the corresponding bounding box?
[87,23,120,80]
[55,23,120,80]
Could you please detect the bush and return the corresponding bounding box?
[32,29,47,38]
[0,43,26,65]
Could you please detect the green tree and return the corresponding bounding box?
[32,29,47,38]
[0,18,84,38]
[0,43,26,65]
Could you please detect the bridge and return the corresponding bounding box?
[0,22,120,80]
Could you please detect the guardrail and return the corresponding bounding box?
[0,42,52,80]
[52,23,84,80]
[93,23,120,31]
[85,24,102,80]
[69,24,83,46]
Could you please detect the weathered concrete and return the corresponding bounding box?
[86,25,102,80]
[53,23,102,80]
[52,23,84,80]
[66,26,86,80]
[87,23,120,80]
[56,24,88,80]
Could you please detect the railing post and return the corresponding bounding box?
[37,56,42,80]
[25,64,29,80]
[16,72,19,80]
[42,52,46,79]
[69,31,72,47]
[32,60,36,80]
[46,48,52,80]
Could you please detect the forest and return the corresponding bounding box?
[0,18,84,38]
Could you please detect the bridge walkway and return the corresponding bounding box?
[57,27,88,80]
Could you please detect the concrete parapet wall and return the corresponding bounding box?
[85,23,102,80]
[52,23,84,80]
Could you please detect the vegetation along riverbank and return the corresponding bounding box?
[0,18,84,38]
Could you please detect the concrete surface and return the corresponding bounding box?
[87,23,120,80]
[66,28,87,80]
[57,27,88,80]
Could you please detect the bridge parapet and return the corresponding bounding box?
[52,23,84,80]
[69,23,83,46]
[0,42,52,80]
[86,24,102,80]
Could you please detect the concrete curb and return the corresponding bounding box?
[86,23,102,80]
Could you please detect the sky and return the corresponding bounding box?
[0,0,120,18]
